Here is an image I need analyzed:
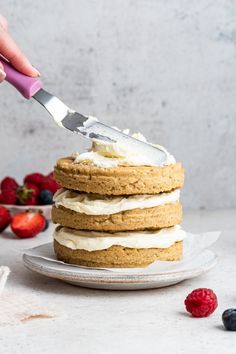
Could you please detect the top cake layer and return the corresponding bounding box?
[54,158,184,195]
[54,132,184,195]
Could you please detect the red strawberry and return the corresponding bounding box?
[1,177,19,191]
[0,189,17,205]
[0,206,11,232]
[23,196,38,206]
[17,183,40,205]
[11,211,46,238]
[24,173,44,187]
[24,183,40,198]
[40,177,60,194]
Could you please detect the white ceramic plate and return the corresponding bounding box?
[22,243,218,290]
[1,204,52,219]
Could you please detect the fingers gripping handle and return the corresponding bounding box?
[0,56,42,99]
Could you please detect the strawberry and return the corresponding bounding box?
[11,211,46,238]
[24,173,44,187]
[1,177,19,191]
[0,189,17,205]
[17,183,40,205]
[0,206,11,232]
[40,176,60,194]
[23,196,38,206]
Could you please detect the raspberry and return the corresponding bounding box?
[184,288,218,317]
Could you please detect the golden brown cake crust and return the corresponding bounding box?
[52,201,182,232]
[54,239,182,268]
[54,157,184,195]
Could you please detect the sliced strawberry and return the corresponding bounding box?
[11,211,46,238]
[24,173,44,187]
[40,177,60,194]
[17,183,40,205]
[0,206,11,232]
[1,177,19,191]
[0,189,17,205]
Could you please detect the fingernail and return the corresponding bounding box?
[0,68,6,81]
[33,67,41,77]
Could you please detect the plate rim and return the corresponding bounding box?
[23,251,218,285]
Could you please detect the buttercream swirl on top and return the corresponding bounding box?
[72,130,175,168]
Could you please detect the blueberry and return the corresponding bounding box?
[42,218,49,232]
[222,309,236,331]
[39,189,53,205]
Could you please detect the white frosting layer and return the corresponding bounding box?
[53,225,186,251]
[53,188,180,215]
[79,116,98,131]
[73,131,175,168]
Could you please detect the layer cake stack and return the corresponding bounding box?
[52,134,185,268]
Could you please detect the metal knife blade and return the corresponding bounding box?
[33,89,167,165]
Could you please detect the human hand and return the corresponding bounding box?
[0,14,40,82]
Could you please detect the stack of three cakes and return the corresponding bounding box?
[52,139,185,268]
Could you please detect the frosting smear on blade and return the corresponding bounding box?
[53,225,186,251]
[73,130,175,168]
[53,188,180,215]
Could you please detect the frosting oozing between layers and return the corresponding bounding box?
[72,131,175,168]
[53,225,186,251]
[53,188,180,215]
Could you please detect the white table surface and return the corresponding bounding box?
[0,209,236,354]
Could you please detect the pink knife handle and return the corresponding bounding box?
[0,56,42,99]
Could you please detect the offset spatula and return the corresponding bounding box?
[0,57,167,165]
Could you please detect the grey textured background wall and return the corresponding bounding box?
[0,0,235,210]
